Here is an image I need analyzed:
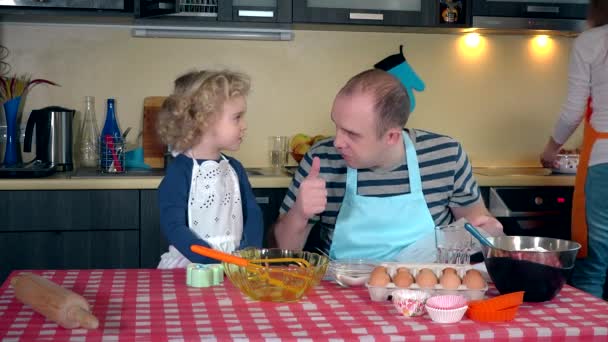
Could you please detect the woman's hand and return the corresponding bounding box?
[540,137,562,168]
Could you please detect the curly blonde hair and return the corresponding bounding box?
[157,69,251,152]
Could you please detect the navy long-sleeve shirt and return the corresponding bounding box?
[158,154,263,264]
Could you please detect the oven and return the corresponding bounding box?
[488,186,573,240]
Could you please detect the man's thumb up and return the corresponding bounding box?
[307,156,321,179]
[295,156,327,220]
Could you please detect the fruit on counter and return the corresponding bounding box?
[290,133,329,163]
[293,142,311,155]
[289,134,311,151]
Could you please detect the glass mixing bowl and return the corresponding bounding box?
[223,248,329,302]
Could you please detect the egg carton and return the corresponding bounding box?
[366,262,488,302]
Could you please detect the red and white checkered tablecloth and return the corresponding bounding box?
[1,269,607,341]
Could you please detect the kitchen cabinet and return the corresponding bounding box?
[0,190,140,281]
[293,0,437,27]
[253,188,287,247]
[140,189,167,268]
[472,0,587,20]
[136,0,291,23]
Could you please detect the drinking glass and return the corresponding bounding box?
[435,224,472,264]
[268,136,289,170]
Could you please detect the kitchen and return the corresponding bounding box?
[1,0,608,340]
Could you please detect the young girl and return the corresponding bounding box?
[156,69,263,269]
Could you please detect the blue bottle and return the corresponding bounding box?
[100,98,122,172]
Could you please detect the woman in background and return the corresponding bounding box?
[541,0,608,298]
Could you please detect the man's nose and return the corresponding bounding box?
[334,131,344,149]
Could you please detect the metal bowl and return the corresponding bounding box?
[481,236,581,302]
[223,248,329,302]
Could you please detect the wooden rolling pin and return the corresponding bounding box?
[10,273,99,329]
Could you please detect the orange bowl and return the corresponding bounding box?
[291,152,304,164]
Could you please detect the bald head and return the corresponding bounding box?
[337,69,410,137]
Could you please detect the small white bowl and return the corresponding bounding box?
[553,154,579,174]
[329,259,376,287]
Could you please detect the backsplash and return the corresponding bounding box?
[0,23,581,167]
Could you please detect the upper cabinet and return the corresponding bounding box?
[292,0,438,27]
[471,0,587,32]
[135,0,291,22]
[472,0,587,19]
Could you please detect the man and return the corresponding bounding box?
[274,69,502,260]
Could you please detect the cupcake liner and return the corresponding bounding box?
[392,289,431,317]
[426,295,468,310]
[426,304,468,323]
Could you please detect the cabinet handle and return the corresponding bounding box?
[349,12,384,21]
[238,10,274,18]
[255,197,270,204]
[526,6,559,14]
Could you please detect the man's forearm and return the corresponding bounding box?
[273,209,312,250]
[451,200,504,236]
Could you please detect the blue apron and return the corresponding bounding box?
[329,131,435,261]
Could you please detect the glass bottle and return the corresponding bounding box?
[99,98,123,172]
[79,96,100,168]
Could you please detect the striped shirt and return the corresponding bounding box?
[279,129,481,250]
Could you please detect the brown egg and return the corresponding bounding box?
[370,266,387,277]
[442,267,458,275]
[392,270,414,288]
[419,268,435,275]
[465,269,483,277]
[396,267,410,274]
[415,268,438,288]
[368,270,390,286]
[463,269,486,289]
[439,272,461,289]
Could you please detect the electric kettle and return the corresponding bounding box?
[24,106,75,171]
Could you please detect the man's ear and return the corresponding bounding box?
[385,128,402,145]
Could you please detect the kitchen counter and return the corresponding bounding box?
[0,168,293,190]
[0,167,575,190]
